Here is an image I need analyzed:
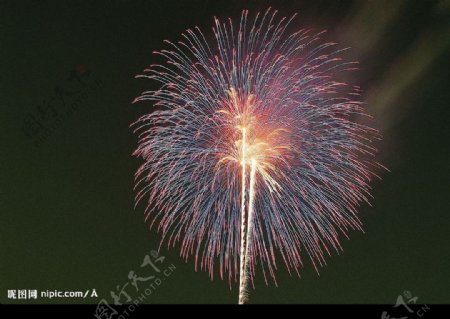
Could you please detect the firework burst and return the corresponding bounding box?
[132,8,382,303]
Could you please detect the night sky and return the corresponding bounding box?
[1,0,449,305]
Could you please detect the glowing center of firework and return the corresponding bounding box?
[237,126,270,168]
[216,88,290,195]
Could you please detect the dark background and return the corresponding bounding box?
[1,0,449,304]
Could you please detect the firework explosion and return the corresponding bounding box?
[133,8,381,303]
